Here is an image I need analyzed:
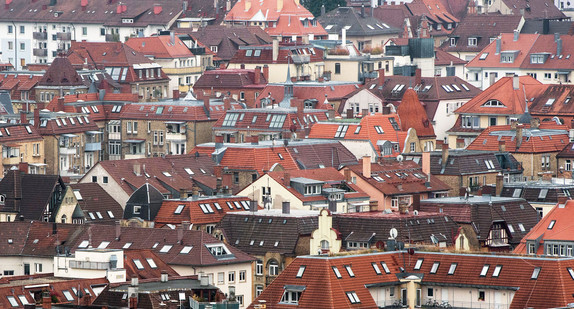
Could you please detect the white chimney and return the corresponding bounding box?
[342,28,346,48]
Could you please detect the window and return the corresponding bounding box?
[450,37,456,46]
[332,266,342,278]
[35,263,42,273]
[531,54,546,64]
[3,270,14,276]
[174,204,185,214]
[410,142,416,152]
[462,115,480,128]
[335,63,341,74]
[346,291,360,304]
[217,272,224,284]
[531,267,541,279]
[296,266,306,278]
[20,25,25,34]
[500,52,516,63]
[256,260,263,275]
[82,27,88,35]
[280,289,302,304]
[239,270,246,281]
[568,267,574,280]
[480,264,490,276]
[448,263,457,275]
[380,262,390,273]
[478,290,485,301]
[345,265,355,277]
[468,37,477,46]
[372,262,382,275]
[427,288,434,298]
[492,265,502,277]
[7,296,18,307]
[133,259,144,270]
[159,245,172,253]
[548,220,556,230]
[7,25,12,33]
[414,259,423,270]
[430,262,439,274]
[269,260,279,276]
[256,285,263,296]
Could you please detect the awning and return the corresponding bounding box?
[61,134,78,138]
[124,139,145,143]
[284,285,306,292]
[108,120,121,125]
[29,163,47,166]
[86,131,103,135]
[557,70,571,74]
[165,121,185,124]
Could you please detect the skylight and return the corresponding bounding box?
[448,263,457,275]
[548,220,556,230]
[174,204,185,214]
[147,258,158,268]
[123,242,132,249]
[332,266,342,278]
[133,259,144,270]
[97,241,109,249]
[381,262,390,274]
[414,259,423,270]
[345,265,355,277]
[492,265,502,277]
[372,262,382,275]
[79,240,89,248]
[531,267,541,279]
[159,245,172,253]
[180,246,193,254]
[480,264,490,276]
[296,266,306,278]
[430,262,440,274]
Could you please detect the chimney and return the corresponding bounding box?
[169,31,175,45]
[250,200,258,212]
[346,108,354,119]
[81,0,87,11]
[328,200,337,213]
[182,221,191,230]
[362,156,371,178]
[513,29,519,41]
[398,200,409,214]
[250,135,259,145]
[341,28,347,47]
[153,3,162,15]
[343,168,351,182]
[361,4,365,17]
[240,63,245,69]
[422,152,430,175]
[33,107,40,128]
[415,68,421,86]
[133,163,141,176]
[277,0,283,11]
[263,65,269,81]
[516,125,523,149]
[215,135,224,144]
[557,37,563,56]
[245,0,251,11]
[283,172,290,187]
[203,97,210,112]
[115,221,121,240]
[18,162,28,173]
[272,39,279,62]
[498,140,506,152]
[172,89,179,100]
[5,0,11,10]
[495,37,501,55]
[57,96,65,111]
[513,75,519,90]
[226,0,231,11]
[320,4,325,16]
[223,96,231,110]
[296,100,304,126]
[558,195,569,208]
[441,143,449,166]
[378,69,385,87]
[254,66,261,85]
[495,173,503,197]
[42,292,51,309]
[177,226,183,244]
[412,194,420,212]
[20,111,27,124]
[282,201,290,214]
[362,108,368,117]
[160,273,168,282]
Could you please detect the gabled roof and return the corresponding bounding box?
[193,68,267,89]
[38,57,85,87]
[218,145,299,172]
[175,26,273,62]
[433,48,466,66]
[120,100,239,122]
[125,35,194,59]
[123,249,179,280]
[69,183,124,224]
[420,196,539,244]
[285,140,358,169]
[256,81,360,106]
[0,171,64,221]
[347,160,451,195]
[308,114,409,157]
[439,14,523,53]
[396,89,436,138]
[219,209,318,256]
[408,150,522,176]
[317,7,401,37]
[405,0,460,33]
[498,0,566,20]
[0,123,42,143]
[154,195,253,227]
[250,251,574,309]
[529,84,574,117]
[513,199,573,255]
[36,113,101,136]
[0,73,43,100]
[465,122,570,153]
[125,183,170,221]
[452,75,546,115]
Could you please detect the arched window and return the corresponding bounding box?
[320,240,330,250]
[268,259,279,276]
[61,215,67,224]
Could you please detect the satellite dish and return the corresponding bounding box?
[413,210,419,216]
[390,228,398,239]
[397,154,404,162]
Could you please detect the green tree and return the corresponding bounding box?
[301,0,347,17]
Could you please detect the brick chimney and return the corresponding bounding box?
[362,156,371,178]
[254,66,261,85]
[173,89,180,100]
[203,97,210,112]
[422,152,430,175]
[498,140,506,152]
[263,65,269,82]
[415,68,421,86]
[33,108,40,128]
[18,162,29,173]
[223,96,231,110]
[378,69,385,87]
[57,96,65,111]
[20,111,27,124]
[283,172,290,187]
[495,173,503,197]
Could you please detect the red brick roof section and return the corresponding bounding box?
[257,82,359,107]
[123,249,180,280]
[514,199,574,255]
[154,196,254,227]
[453,76,546,116]
[194,69,268,90]
[125,35,194,59]
[466,122,570,153]
[230,44,324,65]
[0,124,42,143]
[250,251,574,309]
[218,146,300,172]
[397,89,436,138]
[38,57,85,87]
[347,160,451,195]
[69,183,124,224]
[36,114,100,136]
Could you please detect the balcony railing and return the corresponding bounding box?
[105,33,120,42]
[33,49,48,57]
[59,147,77,155]
[291,54,310,64]
[166,132,186,141]
[85,142,101,152]
[190,299,239,309]
[33,32,48,40]
[69,260,110,270]
[56,32,72,41]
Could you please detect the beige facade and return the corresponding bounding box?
[324,56,393,83]
[1,139,45,174]
[53,187,80,224]
[80,164,130,207]
[309,209,342,255]
[513,152,558,181]
[227,62,324,83]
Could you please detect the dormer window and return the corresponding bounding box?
[468,37,477,46]
[0,194,4,205]
[482,99,505,107]
[500,51,518,63]
[450,37,456,46]
[304,185,321,195]
[531,54,547,64]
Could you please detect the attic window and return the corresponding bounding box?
[254,49,261,57]
[374,126,384,134]
[162,171,172,177]
[518,223,526,232]
[180,246,193,254]
[133,259,144,270]
[25,126,32,134]
[91,106,99,113]
[354,126,361,134]
[245,50,253,57]
[174,204,185,214]
[414,259,423,270]
[480,264,490,277]
[346,291,360,304]
[97,241,110,249]
[159,245,172,253]
[482,100,504,107]
[345,265,355,277]
[184,168,194,175]
[372,262,382,275]
[430,262,440,274]
[213,202,222,210]
[479,53,488,60]
[123,243,132,249]
[531,267,541,279]
[539,189,549,199]
[79,240,89,248]
[335,125,349,138]
[545,99,556,106]
[548,220,556,230]
[448,263,457,275]
[332,266,342,278]
[512,188,522,197]
[296,266,306,278]
[112,105,122,113]
[569,268,574,280]
[492,265,502,277]
[380,262,391,274]
[152,242,159,249]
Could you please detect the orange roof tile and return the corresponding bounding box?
[154,196,254,226]
[397,89,435,138]
[125,35,194,59]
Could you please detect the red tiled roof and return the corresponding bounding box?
[256,82,359,106]
[514,199,574,255]
[0,74,42,101]
[466,122,570,153]
[125,35,194,59]
[154,196,254,226]
[0,124,42,143]
[193,68,267,90]
[120,101,240,122]
[434,48,466,66]
[123,249,179,280]
[454,75,546,115]
[229,44,324,65]
[213,108,329,132]
[308,114,408,157]
[36,114,100,136]
[397,89,436,138]
[251,251,574,309]
[219,146,299,172]
[38,57,85,87]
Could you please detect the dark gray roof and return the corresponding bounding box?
[521,19,574,35]
[124,183,164,221]
[406,150,522,175]
[0,91,14,114]
[318,7,401,37]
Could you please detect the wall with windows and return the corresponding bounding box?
[0,257,53,277]
[80,164,130,207]
[53,187,79,224]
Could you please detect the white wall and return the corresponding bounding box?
[80,164,130,208]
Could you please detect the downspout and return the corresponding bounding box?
[12,21,17,70]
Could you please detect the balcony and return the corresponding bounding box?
[3,156,20,166]
[189,47,206,55]
[105,33,120,42]
[33,31,48,40]
[190,299,239,309]
[166,132,186,142]
[85,142,101,152]
[59,147,77,155]
[162,66,203,75]
[56,32,72,41]
[125,154,146,160]
[33,48,48,57]
[69,260,111,270]
[291,54,310,64]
